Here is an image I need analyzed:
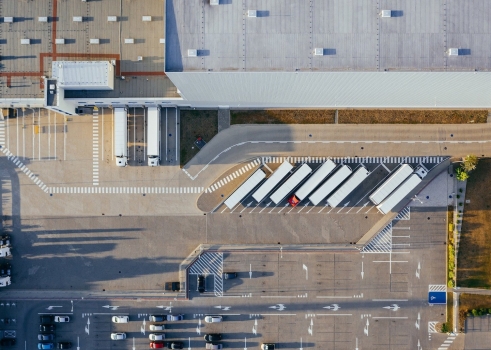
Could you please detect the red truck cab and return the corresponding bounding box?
[288,194,300,207]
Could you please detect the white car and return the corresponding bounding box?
[149,324,165,331]
[111,333,126,340]
[149,333,165,341]
[205,315,222,323]
[0,276,11,288]
[54,315,70,323]
[167,314,184,321]
[0,246,11,258]
[112,316,129,323]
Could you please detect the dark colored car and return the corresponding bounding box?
[261,344,275,350]
[38,334,54,341]
[149,315,165,322]
[167,342,184,349]
[40,324,55,333]
[164,282,180,292]
[0,338,16,346]
[223,272,237,279]
[40,315,54,323]
[0,263,11,276]
[204,334,222,342]
[57,342,72,349]
[198,275,205,293]
[0,235,10,246]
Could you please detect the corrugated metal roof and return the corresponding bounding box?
[52,61,113,90]
[166,71,491,108]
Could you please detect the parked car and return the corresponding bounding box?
[149,334,165,341]
[0,246,11,257]
[204,316,222,323]
[167,314,184,321]
[110,333,126,340]
[38,343,54,350]
[54,316,70,323]
[164,282,180,291]
[0,263,11,276]
[40,315,54,323]
[150,342,164,349]
[166,342,184,349]
[205,343,223,350]
[149,324,165,331]
[40,324,55,333]
[223,272,237,279]
[57,342,72,349]
[0,276,11,287]
[38,334,54,341]
[204,334,222,342]
[149,315,165,322]
[0,235,10,246]
[261,344,275,350]
[198,275,205,293]
[0,338,16,346]
[112,316,129,323]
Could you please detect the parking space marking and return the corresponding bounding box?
[92,110,99,186]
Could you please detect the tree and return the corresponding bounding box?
[462,154,478,172]
[456,167,469,181]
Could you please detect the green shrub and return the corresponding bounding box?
[441,323,450,333]
[448,280,455,287]
[459,188,463,193]
[472,309,479,316]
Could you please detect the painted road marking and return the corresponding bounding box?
[92,110,99,186]
[205,158,261,193]
[189,252,223,297]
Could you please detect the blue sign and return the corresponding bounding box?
[428,291,446,304]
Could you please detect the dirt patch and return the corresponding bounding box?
[231,110,336,124]
[457,158,491,288]
[180,109,218,167]
[338,110,487,124]
[459,293,491,331]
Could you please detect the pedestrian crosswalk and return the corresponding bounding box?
[262,156,447,164]
[0,115,5,147]
[49,186,204,194]
[92,110,99,186]
[205,158,261,193]
[437,333,457,350]
[393,207,411,221]
[1,147,49,193]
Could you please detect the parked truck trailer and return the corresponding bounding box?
[114,107,128,167]
[252,161,293,203]
[270,163,312,205]
[147,107,161,166]
[369,164,413,205]
[308,165,352,206]
[327,165,370,208]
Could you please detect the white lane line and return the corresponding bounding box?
[372,317,408,319]
[260,296,296,298]
[316,296,353,299]
[372,299,408,302]
[315,314,352,316]
[260,314,297,316]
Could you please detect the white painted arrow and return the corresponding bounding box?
[156,306,172,311]
[417,339,421,350]
[269,304,286,311]
[132,337,135,350]
[196,318,201,335]
[383,304,400,311]
[280,246,283,258]
[361,262,364,280]
[77,336,80,350]
[415,312,420,330]
[323,304,340,311]
[416,261,421,279]
[102,305,119,311]
[303,264,308,280]
[214,305,231,311]
[85,317,90,335]
[364,319,369,336]
[71,300,73,313]
[308,318,313,335]
[300,337,303,350]
[249,264,252,279]
[46,306,62,310]
[244,337,247,350]
[188,337,192,350]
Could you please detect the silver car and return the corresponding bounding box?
[204,315,222,323]
[149,333,165,341]
[205,343,223,350]
[110,333,126,340]
[149,324,165,331]
[112,316,129,323]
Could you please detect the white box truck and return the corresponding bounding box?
[369,164,413,205]
[147,107,161,166]
[308,165,352,206]
[252,161,293,203]
[114,107,128,167]
[270,163,312,205]
[376,167,427,215]
[288,159,336,206]
[327,165,370,208]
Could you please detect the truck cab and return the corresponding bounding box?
[116,156,128,167]
[148,156,159,167]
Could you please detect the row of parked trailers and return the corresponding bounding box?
[224,159,427,214]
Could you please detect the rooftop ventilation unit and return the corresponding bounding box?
[381,10,392,17]
[4,17,14,23]
[55,38,65,45]
[73,16,83,22]
[21,39,30,45]
[142,16,152,22]
[124,38,135,44]
[107,16,117,22]
[448,48,459,56]
[38,17,48,22]
[187,49,198,57]
[248,10,257,17]
[137,56,143,61]
[210,0,219,5]
[160,38,166,44]
[314,48,324,56]
[89,38,100,44]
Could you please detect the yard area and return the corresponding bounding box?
[230,109,488,124]
[459,293,491,332]
[180,109,218,166]
[457,158,491,288]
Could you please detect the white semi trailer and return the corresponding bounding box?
[309,165,352,206]
[114,107,128,167]
[369,164,413,205]
[252,160,293,203]
[147,107,161,166]
[327,165,370,208]
[270,163,312,205]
